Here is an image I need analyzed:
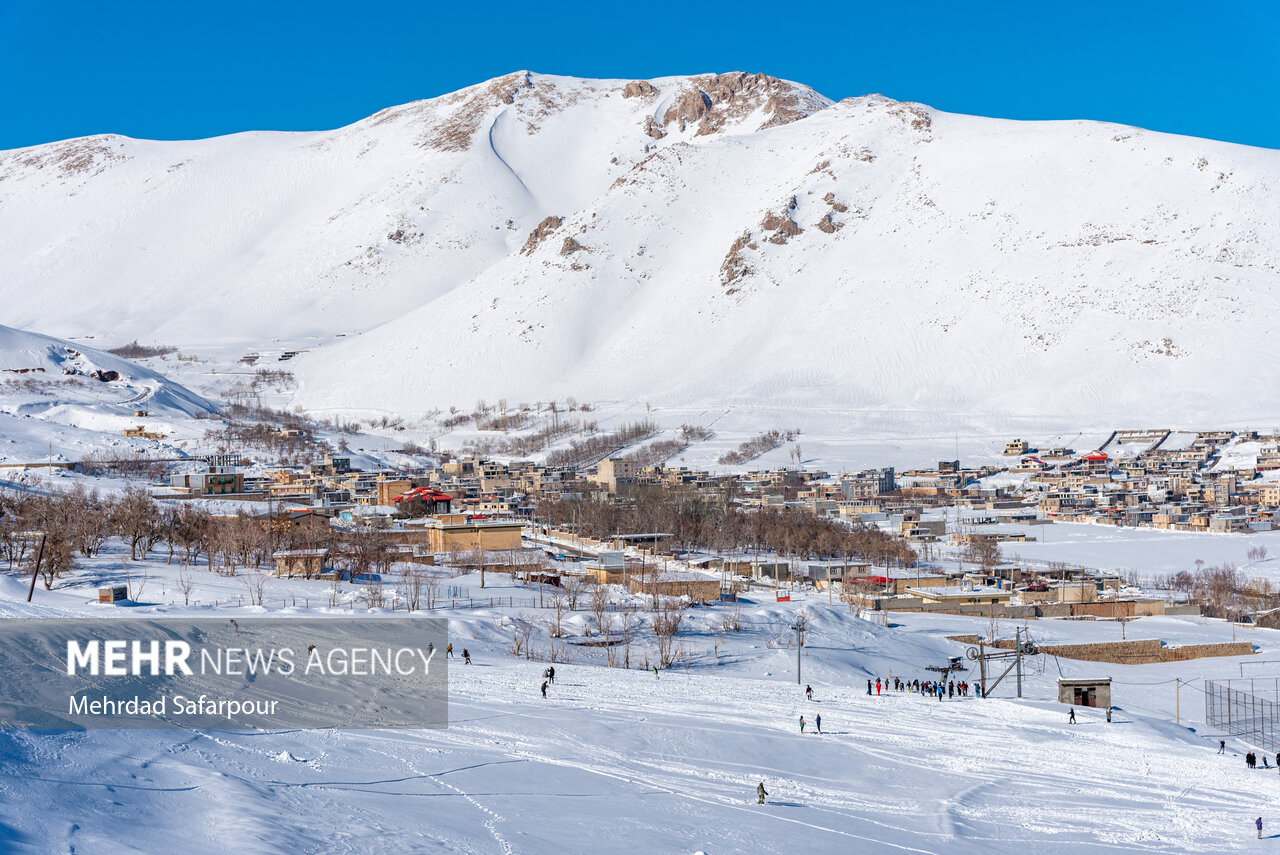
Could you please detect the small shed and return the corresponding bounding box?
[273,548,330,578]
[98,585,128,604]
[1058,677,1111,708]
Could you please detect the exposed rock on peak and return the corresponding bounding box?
[522,215,563,254]
[660,72,831,136]
[622,80,658,98]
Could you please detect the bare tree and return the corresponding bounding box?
[178,571,195,606]
[507,617,535,658]
[562,573,589,610]
[653,599,686,667]
[590,583,612,634]
[113,486,163,560]
[549,589,568,638]
[244,573,267,607]
[400,567,424,612]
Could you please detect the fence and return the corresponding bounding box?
[1205,680,1280,751]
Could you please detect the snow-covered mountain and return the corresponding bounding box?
[3,71,1279,428]
[0,325,213,417]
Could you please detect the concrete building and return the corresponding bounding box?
[169,467,245,496]
[595,457,639,493]
[1058,678,1111,709]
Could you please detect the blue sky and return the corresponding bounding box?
[2,0,1278,151]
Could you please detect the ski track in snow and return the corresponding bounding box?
[0,554,1274,852]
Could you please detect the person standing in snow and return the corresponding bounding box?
[876,679,881,696]
[800,716,806,733]
[447,643,453,658]
[815,713,821,734]
[806,684,814,701]
[948,680,954,698]
[1258,817,1263,839]
[548,665,556,685]
[757,782,768,804]
[540,680,548,699]
[1069,708,1076,724]
[1218,739,1225,754]
[653,666,659,679]
[463,649,471,665]
[867,679,872,695]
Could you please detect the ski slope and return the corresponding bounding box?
[0,547,1273,853]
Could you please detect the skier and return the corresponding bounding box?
[937,683,944,702]
[463,648,471,665]
[805,684,814,701]
[1218,739,1226,754]
[757,782,768,805]
[447,643,453,658]
[948,680,954,698]
[1069,707,1076,724]
[540,680,548,699]
[876,679,881,696]
[800,716,806,733]
[654,666,659,679]
[548,665,556,685]
[1258,817,1264,839]
[867,679,873,695]
[815,713,822,734]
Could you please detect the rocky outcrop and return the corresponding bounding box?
[663,89,713,130]
[559,236,588,256]
[814,212,842,234]
[622,80,658,98]
[657,72,829,137]
[720,231,757,293]
[761,197,803,244]
[420,72,534,151]
[521,215,563,254]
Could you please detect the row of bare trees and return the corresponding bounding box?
[537,487,916,567]
[0,484,442,591]
[1154,561,1279,620]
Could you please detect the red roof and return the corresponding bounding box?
[1084,451,1109,462]
[393,487,454,504]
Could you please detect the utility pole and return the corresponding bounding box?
[1015,627,1024,699]
[791,619,803,685]
[978,640,988,698]
[26,532,46,602]
[1175,677,1181,725]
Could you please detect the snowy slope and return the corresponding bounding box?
[0,548,1274,854]
[0,324,213,418]
[0,324,218,465]
[3,72,1280,429]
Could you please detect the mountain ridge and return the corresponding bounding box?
[2,71,1278,429]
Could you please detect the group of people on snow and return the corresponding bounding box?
[867,677,971,699]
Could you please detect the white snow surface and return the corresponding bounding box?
[0,542,1274,853]
[2,71,1279,434]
